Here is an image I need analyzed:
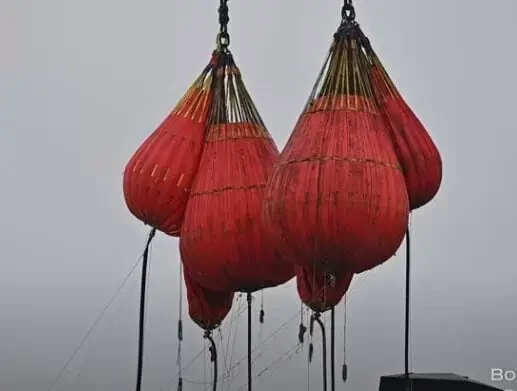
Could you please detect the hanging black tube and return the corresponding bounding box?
[312,313,328,391]
[135,228,156,391]
[247,292,252,391]
[204,331,218,391]
[177,263,184,391]
[308,312,315,362]
[259,291,265,324]
[298,305,307,345]
[330,307,336,391]
[342,299,348,383]
[404,227,411,378]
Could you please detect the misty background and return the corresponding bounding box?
[1,0,516,390]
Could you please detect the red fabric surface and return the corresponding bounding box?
[369,64,442,210]
[183,267,233,331]
[263,94,409,273]
[180,122,294,293]
[296,265,353,313]
[123,62,215,236]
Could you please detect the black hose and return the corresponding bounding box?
[405,227,412,389]
[135,228,156,391]
[204,331,218,391]
[330,307,336,391]
[247,292,252,391]
[313,313,327,391]
[342,296,348,383]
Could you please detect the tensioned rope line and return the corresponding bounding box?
[235,341,302,391]
[242,308,332,390]
[162,271,375,391]
[160,299,248,391]
[224,305,242,391]
[225,297,265,391]
[256,342,300,377]
[46,235,153,391]
[73,276,141,384]
[162,270,373,391]
[161,308,301,390]
[223,295,244,391]
[222,310,300,379]
[224,307,299,390]
[221,297,239,388]
[176,311,302,389]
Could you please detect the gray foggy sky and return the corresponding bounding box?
[1,0,516,390]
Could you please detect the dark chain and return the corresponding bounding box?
[218,0,230,50]
[341,0,356,22]
[334,0,358,40]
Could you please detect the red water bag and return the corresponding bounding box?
[367,49,442,210]
[296,266,353,313]
[123,56,217,236]
[180,53,294,293]
[263,34,409,274]
[183,267,234,331]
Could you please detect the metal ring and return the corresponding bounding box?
[218,31,230,48]
[341,3,356,21]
